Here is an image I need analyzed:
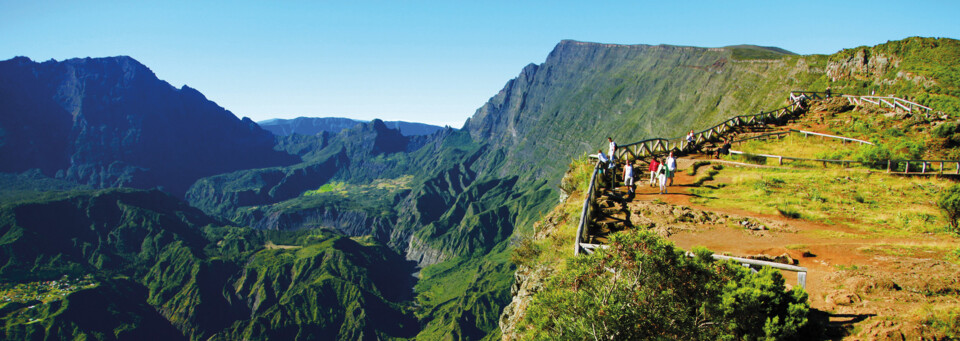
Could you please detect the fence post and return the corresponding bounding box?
[922,162,927,174]
[887,160,891,173]
[778,156,783,166]
[906,162,910,173]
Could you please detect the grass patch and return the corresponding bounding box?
[692,165,723,187]
[776,206,802,219]
[687,161,712,176]
[690,165,955,236]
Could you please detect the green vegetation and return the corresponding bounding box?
[938,184,960,234]
[688,160,713,175]
[0,275,97,304]
[692,167,952,235]
[518,230,809,340]
[0,189,418,340]
[304,181,348,195]
[925,306,960,339]
[729,46,790,61]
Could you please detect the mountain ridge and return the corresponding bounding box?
[0,56,298,197]
[258,116,447,136]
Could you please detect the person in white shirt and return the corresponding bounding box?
[597,150,609,164]
[657,161,668,194]
[607,137,617,161]
[665,151,677,186]
[623,161,634,194]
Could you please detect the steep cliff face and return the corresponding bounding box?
[463,40,814,181]
[0,56,297,197]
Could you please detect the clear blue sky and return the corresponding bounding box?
[2,1,958,127]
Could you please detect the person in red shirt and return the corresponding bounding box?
[647,157,660,187]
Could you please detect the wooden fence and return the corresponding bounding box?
[843,95,938,114]
[733,129,873,146]
[574,162,602,256]
[729,150,960,175]
[612,91,849,161]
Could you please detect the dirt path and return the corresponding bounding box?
[623,156,959,321]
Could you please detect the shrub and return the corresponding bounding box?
[937,184,960,235]
[519,230,809,340]
[933,122,960,138]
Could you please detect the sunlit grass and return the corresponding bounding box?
[690,166,954,236]
[734,133,862,161]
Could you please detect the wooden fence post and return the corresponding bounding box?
[887,160,891,173]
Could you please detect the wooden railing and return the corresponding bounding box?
[733,129,873,145]
[728,150,960,175]
[574,162,602,256]
[729,150,862,167]
[888,160,960,174]
[733,131,790,144]
[702,253,808,290]
[843,95,938,114]
[793,129,873,145]
[612,91,849,161]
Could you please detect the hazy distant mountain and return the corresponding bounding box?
[258,116,447,136]
[0,56,297,197]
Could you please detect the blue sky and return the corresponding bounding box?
[2,1,958,127]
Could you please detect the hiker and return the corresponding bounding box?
[623,161,635,194]
[648,157,660,187]
[714,139,732,158]
[607,137,617,161]
[665,151,677,186]
[597,150,610,172]
[657,159,668,194]
[685,130,699,152]
[597,150,610,188]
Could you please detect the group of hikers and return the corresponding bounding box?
[597,137,677,196]
[596,130,735,196]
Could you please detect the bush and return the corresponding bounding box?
[937,184,960,235]
[933,122,960,138]
[519,230,809,340]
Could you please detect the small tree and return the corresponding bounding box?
[520,230,809,340]
[938,184,960,234]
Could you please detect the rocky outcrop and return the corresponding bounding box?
[499,264,551,341]
[404,235,448,267]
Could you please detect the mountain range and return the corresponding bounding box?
[258,117,447,137]
[1,37,958,339]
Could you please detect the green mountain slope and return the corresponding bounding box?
[0,189,418,340]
